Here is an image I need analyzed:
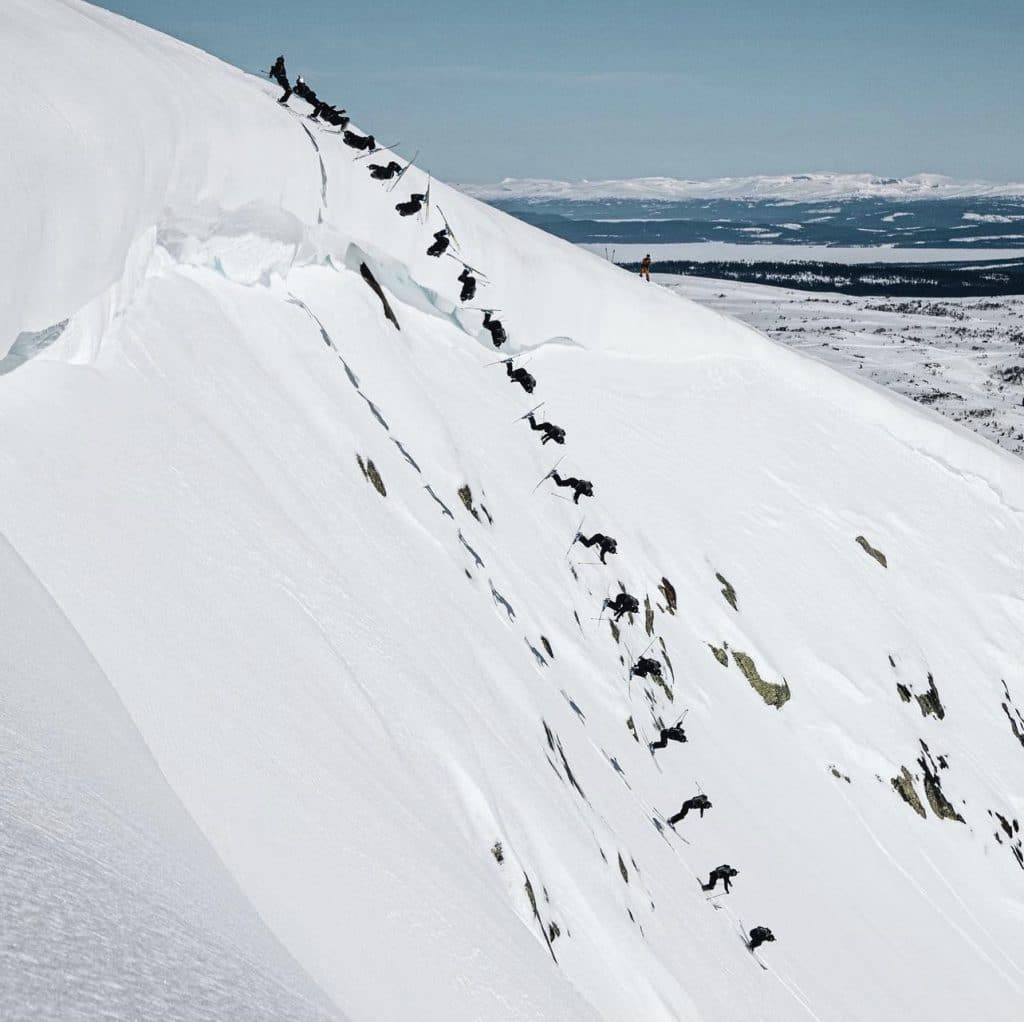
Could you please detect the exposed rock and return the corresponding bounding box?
[651,671,674,703]
[1001,680,1024,750]
[356,455,387,496]
[540,636,553,659]
[896,683,912,703]
[917,742,963,822]
[658,577,677,614]
[644,595,654,637]
[457,484,481,520]
[626,716,638,742]
[708,642,729,668]
[922,772,963,822]
[732,650,791,708]
[916,673,945,720]
[716,572,738,611]
[658,638,675,681]
[891,766,927,818]
[855,535,887,568]
[491,841,504,864]
[618,853,629,884]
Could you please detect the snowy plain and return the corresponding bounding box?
[663,275,1024,460]
[2,3,1024,1021]
[582,242,1024,264]
[461,173,1024,203]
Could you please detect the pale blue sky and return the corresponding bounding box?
[96,0,1023,183]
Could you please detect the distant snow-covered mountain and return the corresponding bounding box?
[459,173,1024,203]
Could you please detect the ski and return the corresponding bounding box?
[515,401,546,423]
[420,173,432,224]
[565,515,586,555]
[353,141,401,161]
[533,456,565,493]
[437,206,460,250]
[635,638,657,663]
[738,922,768,969]
[445,251,490,280]
[486,354,531,369]
[386,149,419,192]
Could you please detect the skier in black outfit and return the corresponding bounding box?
[426,229,451,257]
[648,724,687,750]
[630,656,661,679]
[293,77,322,119]
[701,865,739,893]
[526,413,565,445]
[369,161,403,180]
[549,472,592,505]
[270,56,292,103]
[344,130,376,151]
[602,591,638,620]
[575,532,616,562]
[396,193,426,217]
[667,794,711,824]
[458,267,477,302]
[482,311,507,347]
[319,104,349,128]
[747,927,775,951]
[505,361,536,394]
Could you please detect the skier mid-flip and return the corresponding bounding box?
[369,161,403,180]
[427,229,451,257]
[649,723,687,751]
[701,865,739,894]
[630,656,662,680]
[292,77,326,119]
[344,129,377,151]
[603,591,638,620]
[575,532,616,563]
[318,104,348,128]
[482,311,507,347]
[458,267,477,302]
[668,793,711,824]
[505,360,536,394]
[747,927,775,951]
[396,193,427,217]
[526,413,565,446]
[550,471,593,505]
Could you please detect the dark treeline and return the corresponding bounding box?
[621,260,1024,298]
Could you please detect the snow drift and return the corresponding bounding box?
[2,3,1023,1021]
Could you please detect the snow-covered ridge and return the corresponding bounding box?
[459,173,1024,203]
[4,4,1024,1022]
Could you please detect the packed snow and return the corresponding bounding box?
[3,3,1024,1022]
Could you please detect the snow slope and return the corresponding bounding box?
[459,173,1024,203]
[2,3,1024,1020]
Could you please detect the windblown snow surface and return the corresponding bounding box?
[2,3,1024,1020]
